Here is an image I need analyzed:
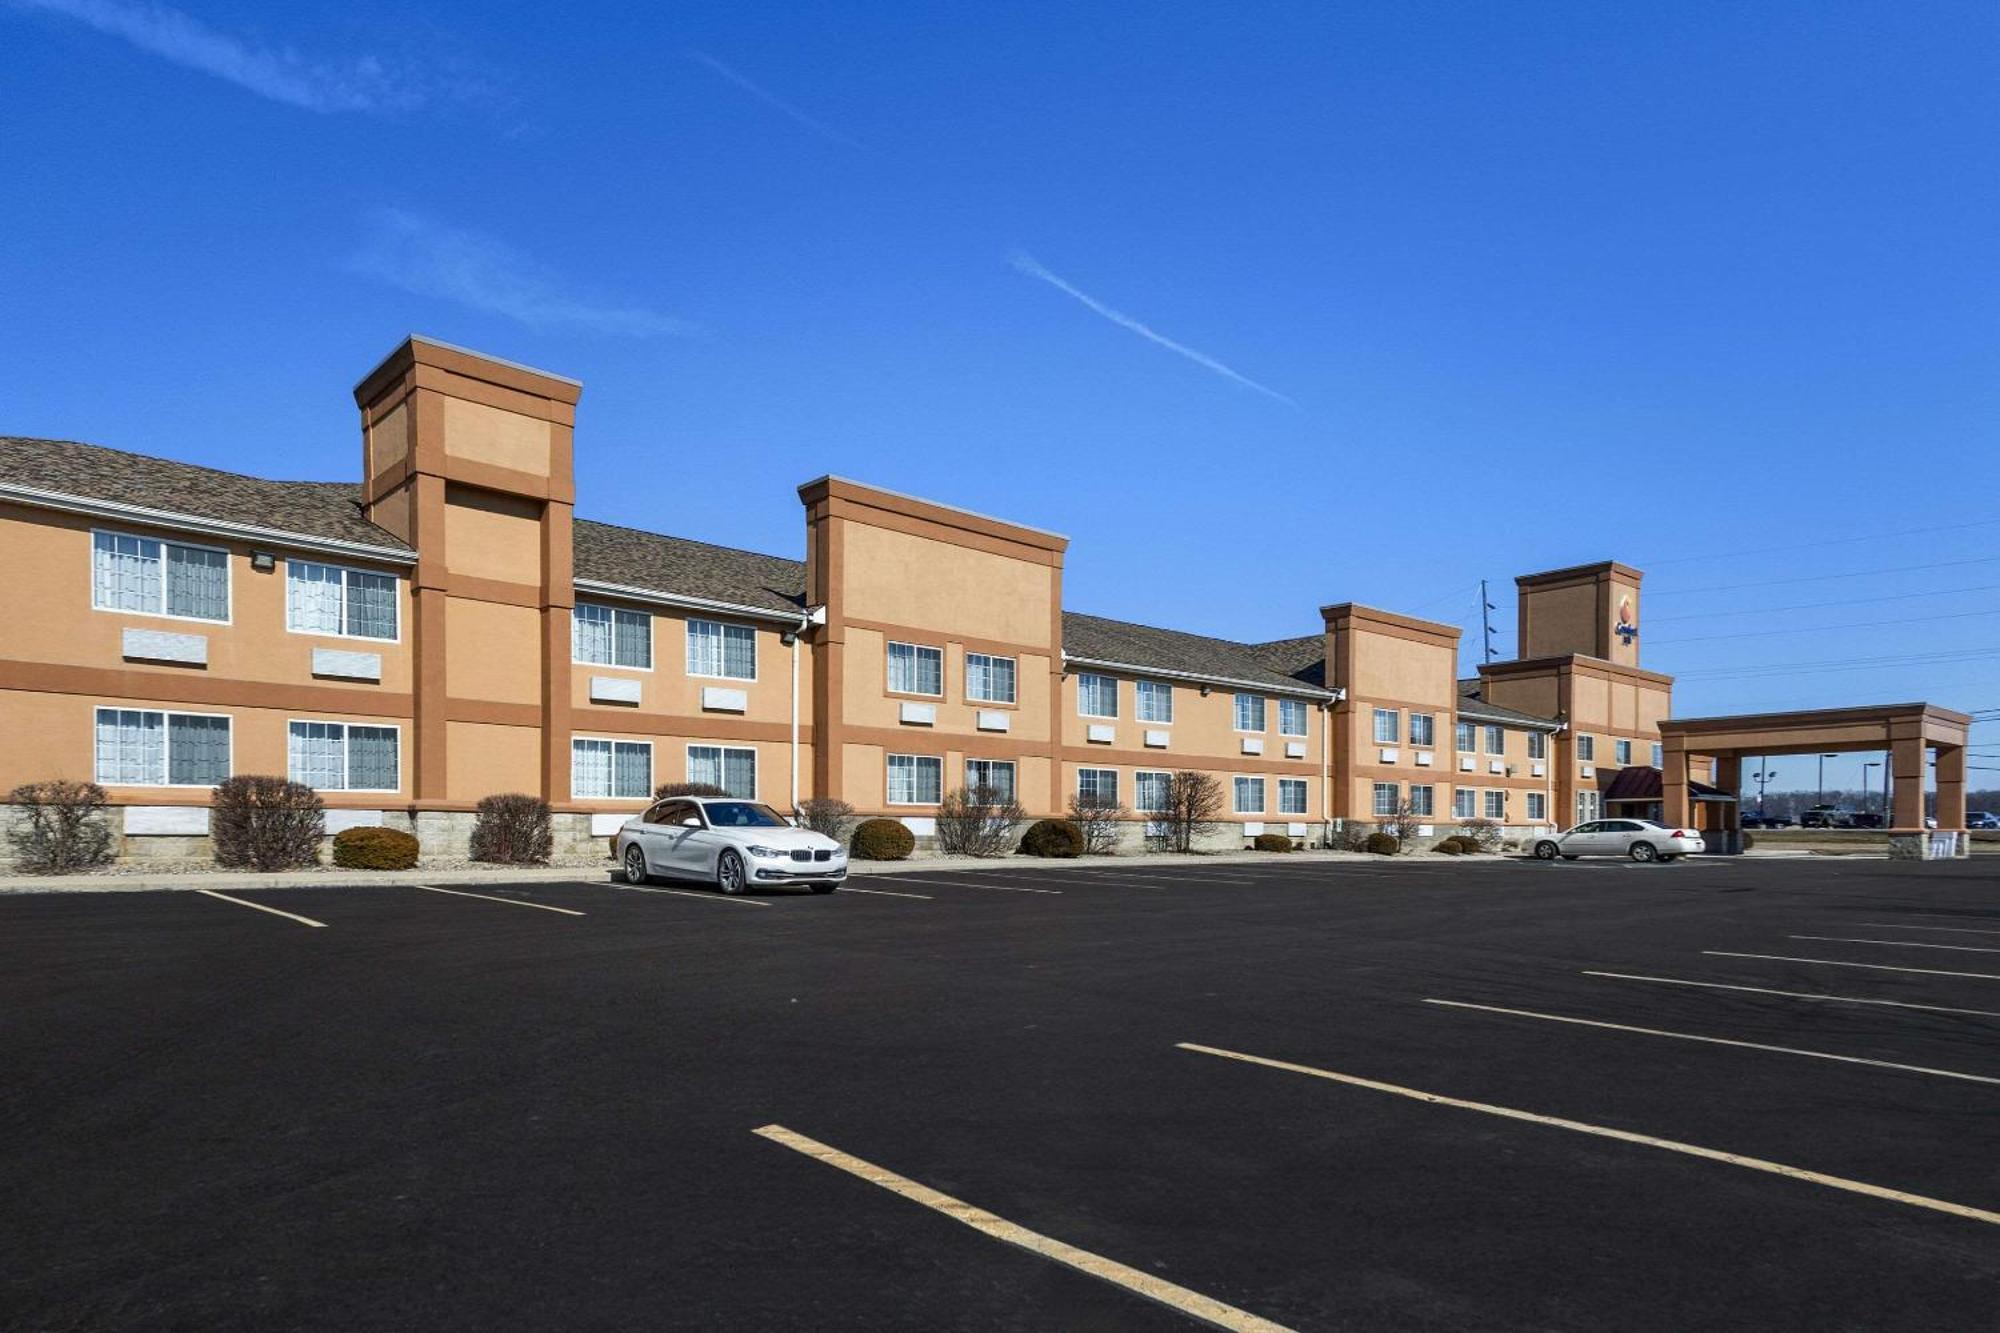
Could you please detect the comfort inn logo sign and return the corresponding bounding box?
[1615,594,1638,645]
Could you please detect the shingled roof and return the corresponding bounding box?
[573,519,806,615]
[1245,634,1328,689]
[1457,677,1562,729]
[0,436,411,551]
[1062,612,1333,695]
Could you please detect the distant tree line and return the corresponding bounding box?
[1742,788,1999,818]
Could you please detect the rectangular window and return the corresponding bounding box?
[1651,742,1664,769]
[1373,708,1400,745]
[1278,699,1308,736]
[572,738,653,799]
[1278,778,1308,815]
[1527,732,1547,760]
[1526,792,1547,822]
[1576,791,1601,823]
[1076,672,1118,718]
[965,653,1017,704]
[966,758,1016,801]
[887,642,944,696]
[1408,784,1436,817]
[1484,790,1507,820]
[1233,776,1265,814]
[573,604,653,669]
[1408,712,1435,748]
[1484,725,1506,754]
[286,560,397,640]
[1077,767,1119,805]
[1136,680,1173,723]
[1577,734,1596,762]
[688,744,757,799]
[92,531,229,622]
[887,754,942,804]
[1133,770,1171,813]
[1456,721,1476,752]
[1453,788,1476,819]
[1234,694,1266,732]
[1615,739,1632,765]
[686,619,755,679]
[94,708,231,786]
[1372,782,1399,817]
[287,720,400,791]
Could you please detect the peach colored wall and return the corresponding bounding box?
[566,603,808,726]
[446,720,540,799]
[445,599,543,705]
[843,627,1053,736]
[1350,632,1456,707]
[1060,671,1319,763]
[1521,580,1599,659]
[443,486,544,585]
[369,400,409,473]
[841,524,1053,647]
[442,395,552,475]
[565,730,804,807]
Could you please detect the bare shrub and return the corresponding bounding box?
[1456,818,1503,853]
[795,797,857,841]
[1332,821,1374,852]
[1382,799,1425,849]
[1066,791,1129,855]
[211,775,325,871]
[934,784,1025,857]
[6,780,116,874]
[470,793,553,865]
[1148,770,1224,853]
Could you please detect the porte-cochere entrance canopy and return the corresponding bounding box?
[1659,703,1974,859]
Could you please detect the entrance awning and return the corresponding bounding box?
[1600,765,1733,804]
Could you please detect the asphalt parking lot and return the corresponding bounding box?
[4,855,1998,1331]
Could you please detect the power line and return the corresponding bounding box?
[1647,584,2000,624]
[1673,645,2000,681]
[1635,515,2000,569]
[1649,554,2000,598]
[1649,607,2000,646]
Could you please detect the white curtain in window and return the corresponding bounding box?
[1279,779,1308,815]
[966,654,1016,704]
[967,759,1015,801]
[1373,783,1398,816]
[573,606,614,665]
[93,534,160,613]
[288,561,344,634]
[573,739,613,798]
[1279,700,1308,736]
[1136,681,1172,723]
[691,620,754,677]
[167,715,230,785]
[613,742,652,798]
[1233,777,1264,813]
[346,572,397,640]
[166,544,228,620]
[289,721,345,789]
[1077,674,1117,717]
[1235,695,1265,731]
[721,747,754,798]
[1134,771,1169,812]
[95,708,164,785]
[888,755,940,803]
[888,643,941,695]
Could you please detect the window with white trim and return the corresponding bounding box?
[887,754,942,804]
[1278,778,1308,815]
[92,531,228,621]
[287,560,397,640]
[1651,742,1664,768]
[94,708,231,786]
[1134,770,1171,813]
[688,744,757,798]
[1526,792,1547,822]
[887,642,943,696]
[1408,712,1435,748]
[966,758,1016,801]
[1615,739,1632,765]
[1484,789,1506,820]
[1577,734,1596,762]
[1076,672,1118,718]
[574,603,652,669]
[572,738,653,799]
[1278,699,1308,736]
[1527,731,1547,759]
[1373,708,1399,745]
[1136,680,1173,723]
[687,619,755,679]
[1233,776,1265,814]
[1408,784,1435,817]
[288,721,399,791]
[1456,721,1476,752]
[1077,767,1119,805]
[1484,725,1506,754]
[1453,788,1476,819]
[1372,782,1399,817]
[965,653,1016,704]
[1235,694,1266,732]
[1576,791,1601,822]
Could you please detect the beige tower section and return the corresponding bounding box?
[354,337,582,809]
[1517,561,1644,667]
[800,478,1067,817]
[1323,604,1461,821]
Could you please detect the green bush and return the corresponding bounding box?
[850,818,915,861]
[1252,832,1293,852]
[1743,832,1755,851]
[1019,819,1084,858]
[331,825,420,870]
[212,775,324,871]
[5,780,116,874]
[470,793,552,865]
[1364,831,1400,856]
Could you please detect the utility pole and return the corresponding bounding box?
[1752,758,1777,814]
[1480,579,1498,663]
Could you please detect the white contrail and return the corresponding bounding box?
[1008,250,1296,406]
[692,52,866,150]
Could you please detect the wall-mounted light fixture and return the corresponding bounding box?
[250,551,276,572]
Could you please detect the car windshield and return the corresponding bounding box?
[703,801,790,828]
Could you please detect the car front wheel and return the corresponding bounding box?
[1630,842,1658,863]
[1533,841,1560,860]
[623,845,650,885]
[717,849,748,895]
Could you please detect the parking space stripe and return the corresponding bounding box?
[618,885,771,907]
[841,886,934,900]
[1582,971,2000,1019]
[864,876,1061,895]
[1704,951,2000,981]
[1177,1042,2000,1226]
[411,884,585,916]
[196,889,327,928]
[1424,998,2000,1086]
[1067,870,1258,885]
[752,1124,1293,1332]
[1791,934,2000,955]
[1858,923,2000,937]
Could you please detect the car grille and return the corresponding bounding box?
[790,850,811,862]
[814,849,832,862]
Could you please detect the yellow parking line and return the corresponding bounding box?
[1177,1042,2000,1227]
[621,884,770,907]
[411,884,584,916]
[197,889,326,928]
[752,1124,1293,1331]
[1582,970,2000,1019]
[1791,934,2000,955]
[1704,951,2000,981]
[1423,998,2000,1086]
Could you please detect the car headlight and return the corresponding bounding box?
[745,845,786,858]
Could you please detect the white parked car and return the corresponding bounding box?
[1532,819,1705,863]
[616,797,847,895]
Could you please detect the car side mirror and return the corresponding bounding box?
[680,816,702,828]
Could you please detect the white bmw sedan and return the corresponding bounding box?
[1531,819,1706,863]
[616,796,847,895]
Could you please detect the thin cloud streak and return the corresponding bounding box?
[691,52,866,150]
[9,0,430,113]
[348,209,694,338]
[1007,251,1296,406]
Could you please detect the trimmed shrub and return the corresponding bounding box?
[1364,831,1400,856]
[1435,838,1465,855]
[470,793,553,865]
[850,818,915,861]
[5,780,116,874]
[1020,819,1084,858]
[1743,832,1755,851]
[332,825,420,870]
[211,776,324,871]
[796,797,857,842]
[655,782,728,800]
[1252,832,1293,852]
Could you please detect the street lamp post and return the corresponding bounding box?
[1862,762,1881,817]
[1752,758,1777,814]
[1817,753,1838,807]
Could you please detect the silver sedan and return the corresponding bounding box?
[1532,819,1705,863]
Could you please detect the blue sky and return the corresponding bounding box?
[3,1,1995,788]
